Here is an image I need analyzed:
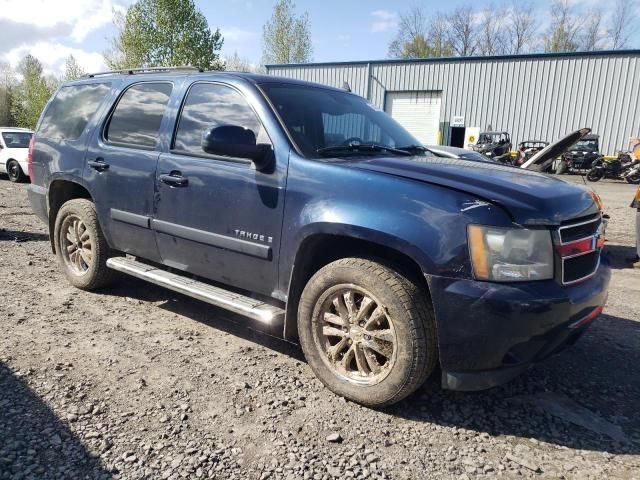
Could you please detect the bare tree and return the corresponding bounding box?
[608,0,637,49]
[544,0,582,53]
[427,13,454,57]
[388,6,453,59]
[224,51,260,73]
[477,4,505,55]
[388,6,428,58]
[582,10,604,51]
[447,7,477,56]
[504,1,537,54]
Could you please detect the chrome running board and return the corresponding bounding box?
[106,257,284,323]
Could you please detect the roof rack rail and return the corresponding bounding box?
[83,66,203,78]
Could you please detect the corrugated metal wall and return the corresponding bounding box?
[266,52,640,155]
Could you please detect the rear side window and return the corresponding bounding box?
[173,82,269,155]
[106,82,173,149]
[38,83,110,140]
[1,132,32,148]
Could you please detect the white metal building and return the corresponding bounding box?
[266,50,640,156]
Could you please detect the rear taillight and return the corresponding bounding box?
[27,136,35,177]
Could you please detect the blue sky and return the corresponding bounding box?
[0,0,638,75]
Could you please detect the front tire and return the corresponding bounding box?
[297,258,437,407]
[54,199,117,290]
[587,169,603,182]
[626,172,640,184]
[6,159,25,183]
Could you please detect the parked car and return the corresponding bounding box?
[557,134,601,174]
[27,69,610,407]
[471,131,512,161]
[515,140,549,167]
[0,127,33,182]
[423,145,495,162]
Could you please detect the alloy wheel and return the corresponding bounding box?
[60,215,94,275]
[314,286,397,386]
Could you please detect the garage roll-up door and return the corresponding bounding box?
[384,91,442,145]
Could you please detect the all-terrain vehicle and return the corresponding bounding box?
[557,134,601,174]
[515,140,549,167]
[471,131,512,162]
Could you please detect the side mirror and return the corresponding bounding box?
[201,125,272,169]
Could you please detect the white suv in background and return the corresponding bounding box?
[0,127,33,182]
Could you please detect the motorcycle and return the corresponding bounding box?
[625,162,640,184]
[587,157,639,183]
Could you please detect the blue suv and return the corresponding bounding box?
[27,68,610,406]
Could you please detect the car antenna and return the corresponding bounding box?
[342,81,352,92]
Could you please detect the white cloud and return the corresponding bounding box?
[370,9,398,33]
[4,42,106,77]
[0,0,132,43]
[220,26,257,43]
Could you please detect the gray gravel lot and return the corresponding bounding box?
[1,175,639,480]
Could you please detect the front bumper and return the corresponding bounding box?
[427,258,610,391]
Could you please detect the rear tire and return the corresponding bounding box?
[53,199,117,290]
[6,159,25,183]
[297,257,437,407]
[587,169,603,182]
[626,172,640,184]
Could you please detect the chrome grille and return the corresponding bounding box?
[557,216,603,285]
[558,216,600,243]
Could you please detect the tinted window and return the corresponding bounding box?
[106,82,173,149]
[38,83,110,140]
[1,132,32,148]
[261,84,418,158]
[173,83,269,155]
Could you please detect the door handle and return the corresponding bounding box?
[88,158,109,171]
[159,171,189,187]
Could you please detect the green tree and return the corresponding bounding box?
[63,54,86,81]
[11,55,54,129]
[0,62,17,126]
[105,0,224,70]
[262,0,312,64]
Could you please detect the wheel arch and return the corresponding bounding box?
[47,179,93,253]
[283,228,432,341]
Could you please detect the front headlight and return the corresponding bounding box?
[468,225,554,282]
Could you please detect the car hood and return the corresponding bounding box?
[344,155,598,225]
[521,128,591,171]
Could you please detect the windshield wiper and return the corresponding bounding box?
[317,143,412,157]
[397,144,427,154]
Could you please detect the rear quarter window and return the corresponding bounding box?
[38,83,111,140]
[105,82,173,149]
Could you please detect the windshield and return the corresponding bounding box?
[260,83,421,158]
[571,139,598,152]
[478,133,508,145]
[1,132,32,148]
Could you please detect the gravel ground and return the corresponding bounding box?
[1,175,639,480]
